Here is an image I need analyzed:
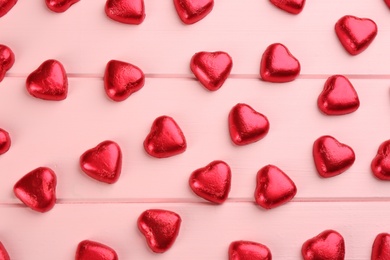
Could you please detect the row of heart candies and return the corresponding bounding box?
[1,0,305,24]
[1,227,389,258]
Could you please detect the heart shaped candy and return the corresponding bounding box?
[302,230,345,260]
[0,128,11,155]
[190,51,232,91]
[318,75,360,115]
[229,240,272,260]
[80,140,122,184]
[105,0,145,25]
[260,43,300,83]
[0,44,15,82]
[144,116,187,158]
[335,15,377,55]
[26,59,68,101]
[270,0,305,14]
[372,233,390,260]
[313,135,355,178]
[229,103,270,146]
[0,242,10,260]
[255,165,297,209]
[104,60,145,102]
[45,0,79,13]
[0,0,17,18]
[189,160,231,204]
[76,240,118,260]
[173,0,214,24]
[13,167,57,213]
[386,0,390,8]
[371,140,390,180]
[138,209,182,253]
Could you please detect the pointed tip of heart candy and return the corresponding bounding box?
[313,135,355,178]
[76,240,118,260]
[228,103,270,146]
[269,0,305,14]
[190,51,232,91]
[13,167,57,213]
[138,209,182,253]
[26,59,68,101]
[105,0,146,25]
[0,0,17,18]
[173,0,214,25]
[302,230,345,260]
[104,60,145,102]
[0,128,11,155]
[0,242,10,260]
[260,43,300,83]
[229,240,272,260]
[372,233,390,260]
[0,44,15,82]
[189,160,231,204]
[318,75,360,115]
[255,164,297,209]
[144,116,187,158]
[371,140,390,181]
[80,140,122,184]
[335,15,377,55]
[45,0,80,13]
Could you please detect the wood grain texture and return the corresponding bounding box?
[0,77,389,203]
[0,0,389,75]
[1,202,389,259]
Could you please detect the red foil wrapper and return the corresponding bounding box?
[105,0,145,25]
[0,44,15,82]
[0,128,11,155]
[372,233,390,260]
[80,140,122,184]
[302,230,345,260]
[144,116,187,158]
[45,0,79,13]
[0,0,17,18]
[0,242,10,260]
[26,59,68,101]
[189,160,231,204]
[260,43,300,83]
[313,135,355,178]
[229,240,272,260]
[335,15,377,55]
[270,0,305,14]
[371,140,390,180]
[138,209,182,253]
[13,167,57,213]
[76,240,118,260]
[255,165,297,209]
[190,51,232,91]
[173,0,214,24]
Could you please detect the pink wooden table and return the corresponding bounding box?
[1,1,390,259]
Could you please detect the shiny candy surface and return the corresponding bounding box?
[318,75,360,115]
[144,116,187,158]
[13,167,57,213]
[189,160,231,204]
[173,0,214,24]
[260,43,300,83]
[270,0,305,14]
[75,240,118,260]
[0,44,15,82]
[80,140,122,184]
[228,103,269,146]
[335,15,377,55]
[0,242,10,260]
[105,0,145,25]
[45,0,79,13]
[313,135,355,178]
[371,140,390,180]
[386,0,390,8]
[255,165,297,209]
[302,230,345,260]
[104,60,145,102]
[0,0,17,17]
[372,233,390,260]
[138,209,181,253]
[26,59,68,101]
[229,240,272,260]
[0,128,10,155]
[190,51,232,91]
